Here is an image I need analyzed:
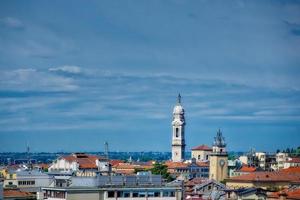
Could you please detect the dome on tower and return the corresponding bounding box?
[173,93,184,114]
[173,104,184,114]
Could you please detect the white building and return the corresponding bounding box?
[255,152,266,169]
[284,157,300,169]
[171,94,186,162]
[239,156,248,165]
[42,174,182,200]
[48,153,110,176]
[276,152,288,170]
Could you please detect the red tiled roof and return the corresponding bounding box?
[110,160,124,167]
[286,157,300,163]
[227,167,300,183]
[282,167,300,173]
[4,189,35,198]
[61,153,103,169]
[192,145,212,151]
[268,188,300,200]
[165,161,189,169]
[196,161,209,167]
[237,165,256,172]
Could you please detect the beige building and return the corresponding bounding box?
[209,129,228,182]
[191,145,212,161]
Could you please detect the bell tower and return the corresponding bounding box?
[209,129,228,182]
[171,94,186,162]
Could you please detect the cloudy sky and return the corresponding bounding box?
[0,0,300,152]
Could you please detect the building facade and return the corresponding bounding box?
[191,145,212,162]
[48,153,110,176]
[42,174,183,200]
[209,129,228,182]
[171,94,186,162]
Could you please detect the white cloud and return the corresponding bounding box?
[49,65,82,74]
[0,68,78,92]
[1,17,24,29]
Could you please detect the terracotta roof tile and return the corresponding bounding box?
[165,161,189,169]
[282,167,300,173]
[268,188,300,199]
[287,157,300,163]
[237,165,257,172]
[196,162,209,167]
[192,145,212,151]
[227,167,300,183]
[4,189,35,198]
[110,160,124,167]
[61,153,103,169]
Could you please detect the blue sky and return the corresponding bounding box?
[0,0,300,152]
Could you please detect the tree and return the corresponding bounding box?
[151,163,174,182]
[276,149,280,153]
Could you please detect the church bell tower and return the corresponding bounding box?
[209,129,228,182]
[171,94,186,162]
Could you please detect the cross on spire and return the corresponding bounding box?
[177,93,181,104]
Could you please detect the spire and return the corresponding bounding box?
[177,93,181,104]
[214,129,226,148]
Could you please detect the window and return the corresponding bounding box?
[170,191,175,197]
[132,192,139,197]
[198,155,201,160]
[108,191,114,198]
[123,192,130,197]
[154,191,160,197]
[148,191,160,197]
[175,128,179,137]
[138,192,146,197]
[163,191,175,197]
[132,191,146,197]
[117,191,123,197]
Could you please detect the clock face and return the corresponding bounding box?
[219,159,225,167]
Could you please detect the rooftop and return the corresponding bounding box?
[4,189,35,199]
[268,188,300,199]
[287,157,300,163]
[60,153,104,169]
[236,165,257,173]
[227,167,300,183]
[192,145,212,151]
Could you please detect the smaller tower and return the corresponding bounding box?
[209,129,228,182]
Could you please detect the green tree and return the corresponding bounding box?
[151,163,174,182]
[276,149,280,153]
